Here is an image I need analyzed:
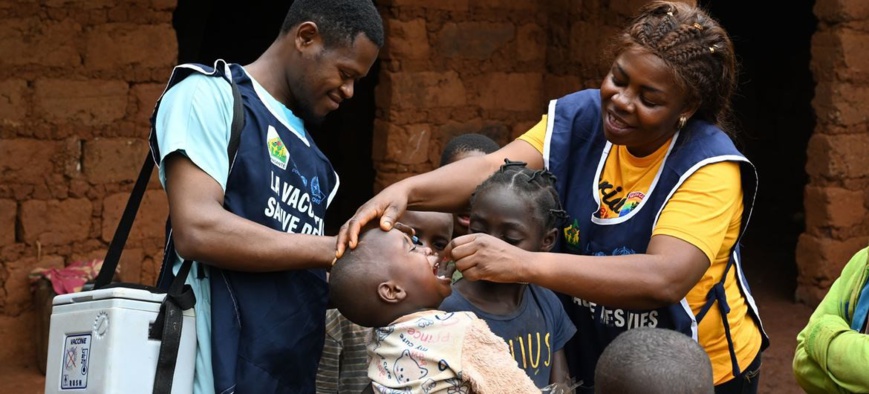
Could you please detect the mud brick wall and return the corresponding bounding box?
[0,0,176,369]
[796,0,869,305]
[371,0,649,190]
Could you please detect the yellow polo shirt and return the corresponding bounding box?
[519,116,761,385]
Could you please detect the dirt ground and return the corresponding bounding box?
[743,245,815,394]
[2,247,815,393]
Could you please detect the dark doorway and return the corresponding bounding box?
[700,0,816,300]
[172,0,378,235]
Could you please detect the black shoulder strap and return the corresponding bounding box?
[90,61,245,394]
[93,62,244,290]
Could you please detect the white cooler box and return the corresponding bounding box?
[44,287,196,393]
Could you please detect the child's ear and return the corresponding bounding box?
[377,281,407,303]
[540,228,558,252]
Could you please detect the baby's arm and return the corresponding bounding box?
[461,317,540,393]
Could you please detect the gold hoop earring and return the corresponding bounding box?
[678,116,687,130]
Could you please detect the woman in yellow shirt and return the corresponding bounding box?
[338,2,765,392]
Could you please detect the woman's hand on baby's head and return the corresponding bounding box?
[336,184,411,258]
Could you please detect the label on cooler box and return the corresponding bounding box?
[60,334,91,390]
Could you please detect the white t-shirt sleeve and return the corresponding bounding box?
[154,73,234,191]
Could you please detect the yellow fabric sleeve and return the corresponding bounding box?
[517,115,547,154]
[653,161,742,265]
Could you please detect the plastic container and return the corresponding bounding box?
[44,287,195,393]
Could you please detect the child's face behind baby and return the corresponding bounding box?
[374,227,454,308]
[399,211,453,259]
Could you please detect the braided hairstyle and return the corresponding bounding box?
[612,1,737,133]
[470,159,568,231]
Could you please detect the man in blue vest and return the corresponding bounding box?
[148,0,383,392]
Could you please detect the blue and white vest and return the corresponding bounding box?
[544,89,768,387]
[150,61,337,393]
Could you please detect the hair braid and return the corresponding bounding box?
[608,1,738,135]
[471,159,568,230]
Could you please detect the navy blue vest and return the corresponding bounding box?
[545,89,768,387]
[150,61,337,393]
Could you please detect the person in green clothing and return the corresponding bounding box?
[793,246,869,393]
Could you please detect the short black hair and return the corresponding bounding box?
[329,230,390,328]
[595,327,714,394]
[439,133,501,167]
[281,0,384,48]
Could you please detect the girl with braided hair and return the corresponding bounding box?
[339,2,764,392]
[439,160,576,390]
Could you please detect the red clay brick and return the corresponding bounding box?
[151,0,176,11]
[2,255,64,316]
[43,0,116,8]
[810,31,839,85]
[34,79,129,126]
[84,23,177,70]
[131,83,165,126]
[0,199,16,247]
[805,133,869,179]
[436,22,515,60]
[0,139,62,184]
[140,253,162,286]
[0,313,39,370]
[516,24,545,64]
[832,84,869,127]
[814,0,869,22]
[569,21,620,68]
[373,120,432,165]
[119,248,145,284]
[470,0,537,11]
[101,190,167,243]
[0,79,28,124]
[82,138,150,183]
[544,74,582,101]
[839,29,869,79]
[382,18,429,61]
[803,186,867,231]
[0,18,81,68]
[470,72,543,112]
[377,71,466,109]
[61,137,84,179]
[19,199,93,246]
[795,233,868,294]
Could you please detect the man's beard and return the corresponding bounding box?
[294,95,327,128]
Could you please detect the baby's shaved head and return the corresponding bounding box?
[329,228,391,327]
[595,327,713,394]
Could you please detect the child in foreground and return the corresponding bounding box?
[594,327,713,394]
[439,160,576,388]
[317,210,454,394]
[329,225,540,393]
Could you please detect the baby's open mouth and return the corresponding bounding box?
[433,260,456,281]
